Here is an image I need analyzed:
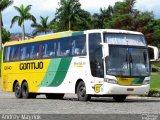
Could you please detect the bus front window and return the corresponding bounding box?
[106,47,150,77]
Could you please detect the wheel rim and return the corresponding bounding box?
[15,85,21,96]
[79,84,86,97]
[22,85,28,96]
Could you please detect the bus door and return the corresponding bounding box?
[89,33,104,93]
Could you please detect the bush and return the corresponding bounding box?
[148,88,160,97]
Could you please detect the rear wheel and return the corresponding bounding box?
[113,95,127,102]
[77,81,91,101]
[45,93,64,99]
[22,82,36,99]
[14,82,22,98]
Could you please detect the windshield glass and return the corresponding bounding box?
[106,46,150,77]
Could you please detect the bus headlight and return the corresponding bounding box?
[104,78,118,84]
[143,80,150,85]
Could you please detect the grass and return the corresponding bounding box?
[152,63,160,67]
[150,72,160,89]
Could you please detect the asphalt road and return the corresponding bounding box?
[0,77,160,120]
[0,89,160,114]
[0,89,160,120]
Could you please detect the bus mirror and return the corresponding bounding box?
[158,49,160,59]
[101,43,109,58]
[148,45,159,61]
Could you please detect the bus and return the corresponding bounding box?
[1,29,150,102]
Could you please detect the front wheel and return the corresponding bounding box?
[77,81,91,101]
[113,95,127,102]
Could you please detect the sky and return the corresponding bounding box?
[2,0,160,33]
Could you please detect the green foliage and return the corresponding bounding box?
[10,4,36,39]
[92,6,113,29]
[31,16,54,35]
[0,0,13,12]
[2,27,11,43]
[55,0,91,31]
[10,4,36,27]
[148,88,160,97]
[152,63,160,68]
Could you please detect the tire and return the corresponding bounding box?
[77,81,91,101]
[45,93,64,99]
[113,95,127,102]
[22,82,36,99]
[14,82,22,99]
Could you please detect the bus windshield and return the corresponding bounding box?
[104,33,150,77]
[106,46,150,77]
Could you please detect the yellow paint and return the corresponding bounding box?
[73,62,86,68]
[117,77,134,86]
[4,31,75,46]
[94,84,102,93]
[1,30,78,92]
[2,59,50,92]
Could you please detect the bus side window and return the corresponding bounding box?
[4,47,11,62]
[75,35,86,56]
[49,41,56,57]
[10,46,20,61]
[30,43,39,59]
[25,44,30,60]
[71,35,86,56]
[20,45,27,60]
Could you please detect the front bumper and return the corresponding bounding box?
[94,82,150,95]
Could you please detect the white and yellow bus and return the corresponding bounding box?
[1,29,150,102]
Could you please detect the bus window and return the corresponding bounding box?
[49,41,56,57]
[74,36,86,56]
[10,45,20,61]
[56,37,72,57]
[20,45,27,60]
[71,35,86,56]
[4,47,11,62]
[30,43,39,59]
[41,41,56,58]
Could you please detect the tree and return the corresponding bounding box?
[149,19,160,46]
[92,6,113,29]
[31,16,55,35]
[72,9,92,30]
[10,4,36,40]
[0,0,13,51]
[2,27,11,43]
[55,0,84,31]
[105,0,137,30]
[100,0,154,44]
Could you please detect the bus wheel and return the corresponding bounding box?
[14,82,22,98]
[113,95,127,102]
[77,81,91,101]
[45,94,64,99]
[22,82,31,99]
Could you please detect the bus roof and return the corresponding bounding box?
[4,29,143,46]
[85,29,143,35]
[4,30,84,46]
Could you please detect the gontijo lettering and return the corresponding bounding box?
[20,62,43,70]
